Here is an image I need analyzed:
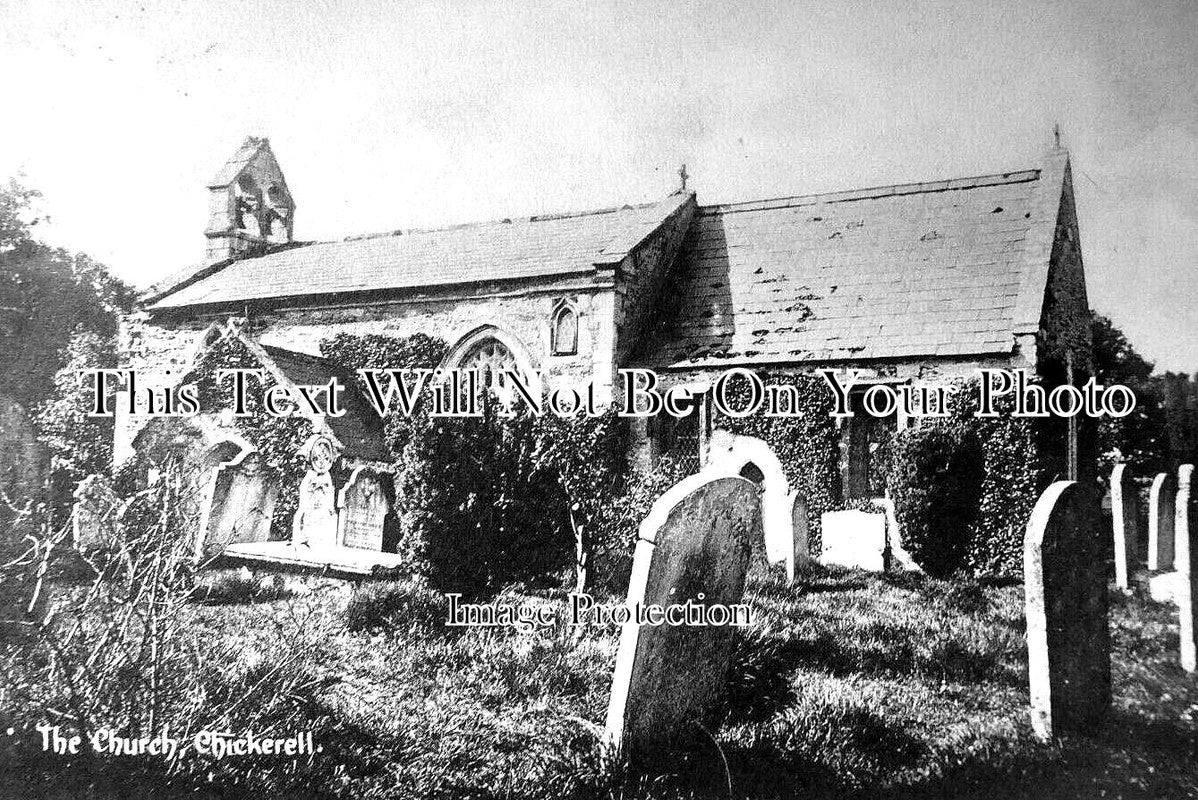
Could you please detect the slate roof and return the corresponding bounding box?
[645,155,1069,368]
[149,193,694,310]
[258,345,390,463]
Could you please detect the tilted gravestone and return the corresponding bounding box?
[72,474,120,551]
[337,467,389,551]
[194,451,278,559]
[1109,463,1138,591]
[603,474,761,760]
[1148,472,1177,572]
[1176,464,1197,672]
[1024,481,1111,741]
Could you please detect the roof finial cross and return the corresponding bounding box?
[678,163,689,192]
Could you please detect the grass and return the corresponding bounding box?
[5,567,1198,799]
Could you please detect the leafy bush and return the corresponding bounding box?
[885,421,984,576]
[886,379,1046,578]
[321,333,634,598]
[586,453,699,596]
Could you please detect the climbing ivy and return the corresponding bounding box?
[709,371,842,551]
[186,336,313,539]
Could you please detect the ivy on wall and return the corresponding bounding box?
[186,336,313,539]
[709,372,842,551]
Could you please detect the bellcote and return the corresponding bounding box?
[204,136,295,266]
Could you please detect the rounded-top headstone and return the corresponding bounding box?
[1024,480,1111,741]
[1149,471,1178,572]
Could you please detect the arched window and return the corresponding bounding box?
[459,337,520,400]
[550,301,579,356]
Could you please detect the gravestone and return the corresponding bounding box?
[1176,464,1197,671]
[194,451,278,559]
[1148,472,1177,572]
[292,434,339,549]
[1024,481,1111,741]
[73,474,120,551]
[337,467,389,551]
[790,493,815,578]
[1109,463,1138,591]
[819,509,886,571]
[604,474,760,761]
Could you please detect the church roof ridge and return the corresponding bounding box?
[699,167,1042,216]
[339,198,663,243]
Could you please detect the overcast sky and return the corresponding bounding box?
[2,0,1195,371]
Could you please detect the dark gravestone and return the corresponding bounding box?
[790,493,815,578]
[1109,463,1138,591]
[1148,472,1177,572]
[604,475,760,760]
[1177,465,1197,672]
[1024,481,1111,741]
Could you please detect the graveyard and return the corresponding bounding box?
[5,459,1198,800]
[8,564,1194,799]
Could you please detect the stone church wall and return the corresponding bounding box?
[116,277,617,464]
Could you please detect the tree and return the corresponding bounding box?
[1090,311,1169,478]
[0,178,133,412]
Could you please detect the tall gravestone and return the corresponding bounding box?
[604,474,760,760]
[337,468,389,551]
[1176,464,1197,671]
[292,434,339,549]
[1024,481,1111,741]
[1148,472,1177,572]
[790,493,815,579]
[1110,463,1138,591]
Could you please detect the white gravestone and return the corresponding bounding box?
[1148,471,1177,572]
[1109,463,1138,591]
[194,451,278,559]
[1176,464,1197,671]
[819,509,887,571]
[704,430,794,574]
[292,434,339,549]
[337,467,389,551]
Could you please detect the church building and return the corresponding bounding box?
[114,136,1092,562]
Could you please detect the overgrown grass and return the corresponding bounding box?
[5,566,1197,798]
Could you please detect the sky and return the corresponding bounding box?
[1,0,1195,371]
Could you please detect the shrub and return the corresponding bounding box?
[587,453,699,596]
[886,379,1046,578]
[886,420,983,576]
[321,333,636,598]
